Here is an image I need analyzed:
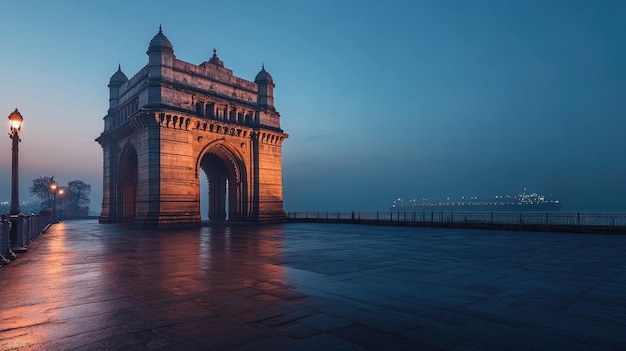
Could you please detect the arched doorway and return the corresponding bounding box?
[119,144,138,223]
[199,144,246,221]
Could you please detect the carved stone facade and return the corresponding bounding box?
[96,27,287,228]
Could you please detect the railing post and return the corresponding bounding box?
[24,215,31,245]
[31,214,36,241]
[33,214,38,238]
[431,212,434,222]
[414,211,416,222]
[30,214,35,242]
[546,213,549,225]
[0,214,12,265]
[519,213,522,224]
[577,212,580,226]
[376,212,379,221]
[13,214,27,252]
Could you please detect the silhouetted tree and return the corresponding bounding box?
[29,176,55,206]
[65,180,91,217]
[29,177,91,216]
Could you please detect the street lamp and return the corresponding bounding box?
[8,109,23,216]
[50,181,58,222]
[8,109,23,251]
[58,188,64,220]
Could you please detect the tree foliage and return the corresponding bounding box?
[65,180,91,216]
[29,177,91,217]
[29,176,55,202]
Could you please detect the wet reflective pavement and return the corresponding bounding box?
[1,220,626,350]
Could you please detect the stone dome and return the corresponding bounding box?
[254,64,273,84]
[148,25,173,53]
[109,65,128,85]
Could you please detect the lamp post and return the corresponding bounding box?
[50,181,58,223]
[58,188,64,220]
[8,109,23,252]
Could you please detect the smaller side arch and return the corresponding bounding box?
[118,141,139,223]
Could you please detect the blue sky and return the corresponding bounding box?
[1,0,625,212]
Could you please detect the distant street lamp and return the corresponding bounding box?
[50,181,58,223]
[8,109,23,249]
[58,188,64,220]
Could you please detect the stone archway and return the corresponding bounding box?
[199,143,247,221]
[97,27,287,228]
[119,144,138,223]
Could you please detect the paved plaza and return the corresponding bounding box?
[1,220,625,350]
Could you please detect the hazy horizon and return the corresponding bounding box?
[1,0,625,215]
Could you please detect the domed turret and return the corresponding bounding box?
[146,25,175,85]
[108,64,128,87]
[255,64,275,110]
[254,64,273,84]
[108,65,127,111]
[147,25,173,54]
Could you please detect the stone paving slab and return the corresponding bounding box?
[1,220,626,350]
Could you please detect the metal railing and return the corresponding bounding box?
[1,212,53,265]
[286,211,626,233]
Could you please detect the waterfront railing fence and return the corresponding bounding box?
[1,212,53,264]
[287,211,626,230]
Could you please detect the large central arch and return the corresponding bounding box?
[198,142,247,221]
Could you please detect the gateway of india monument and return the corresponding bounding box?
[96,26,288,228]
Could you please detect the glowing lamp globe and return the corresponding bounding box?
[8,108,23,131]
